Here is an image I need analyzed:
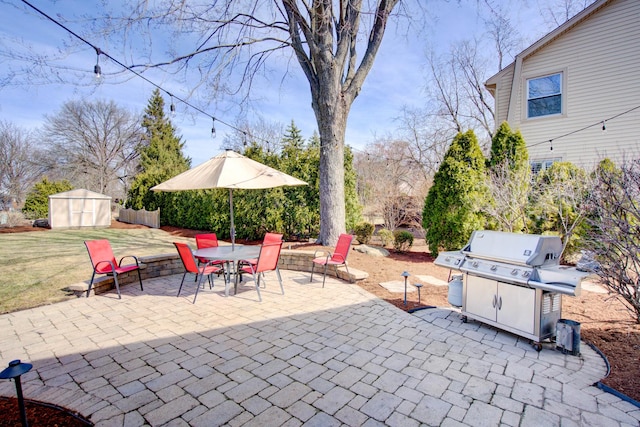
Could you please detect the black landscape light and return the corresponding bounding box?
[0,359,33,427]
[401,271,410,306]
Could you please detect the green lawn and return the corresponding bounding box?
[0,228,193,314]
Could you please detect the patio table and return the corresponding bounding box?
[193,245,260,297]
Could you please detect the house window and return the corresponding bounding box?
[530,159,560,176]
[527,73,562,118]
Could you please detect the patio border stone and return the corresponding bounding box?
[68,249,368,297]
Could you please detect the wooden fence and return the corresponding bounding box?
[118,208,160,229]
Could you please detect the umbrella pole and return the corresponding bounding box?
[229,188,235,250]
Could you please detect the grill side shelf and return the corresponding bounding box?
[526,280,580,296]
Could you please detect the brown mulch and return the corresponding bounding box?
[1,220,638,415]
[0,396,92,426]
[0,225,47,233]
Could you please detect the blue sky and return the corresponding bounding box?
[0,1,552,166]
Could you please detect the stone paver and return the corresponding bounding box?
[1,270,639,426]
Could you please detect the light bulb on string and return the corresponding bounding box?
[93,47,102,80]
[169,94,176,116]
[211,118,216,139]
[549,140,553,151]
[602,121,606,132]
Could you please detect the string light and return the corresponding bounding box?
[529,105,640,149]
[211,118,216,138]
[549,140,553,151]
[21,0,640,158]
[19,0,280,148]
[169,94,176,116]
[93,47,102,79]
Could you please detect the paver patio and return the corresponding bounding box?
[1,270,639,426]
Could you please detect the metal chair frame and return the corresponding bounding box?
[310,233,354,287]
[174,242,224,303]
[84,239,143,299]
[236,241,284,302]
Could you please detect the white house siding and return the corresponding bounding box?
[490,0,640,169]
[489,64,514,125]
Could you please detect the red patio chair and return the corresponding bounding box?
[236,241,284,302]
[310,233,354,287]
[195,233,226,267]
[242,232,283,271]
[84,239,143,299]
[174,242,224,304]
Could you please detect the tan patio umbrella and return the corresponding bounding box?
[151,150,307,248]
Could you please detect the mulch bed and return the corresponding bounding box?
[0,396,92,426]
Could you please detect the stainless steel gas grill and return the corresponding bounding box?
[435,230,589,350]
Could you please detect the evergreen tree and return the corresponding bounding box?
[22,178,73,219]
[529,161,590,258]
[485,122,530,232]
[488,122,528,170]
[126,89,191,214]
[344,144,362,231]
[422,130,487,256]
[279,122,320,238]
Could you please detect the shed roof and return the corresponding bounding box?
[49,189,111,200]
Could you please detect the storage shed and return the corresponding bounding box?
[48,189,112,229]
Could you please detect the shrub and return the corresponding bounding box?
[393,230,414,252]
[6,211,26,227]
[22,178,73,219]
[378,228,394,247]
[423,130,487,256]
[585,159,640,323]
[353,221,374,244]
[529,161,590,260]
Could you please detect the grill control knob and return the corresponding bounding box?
[511,269,518,275]
[445,257,451,262]
[522,271,530,277]
[472,261,479,268]
[490,265,497,271]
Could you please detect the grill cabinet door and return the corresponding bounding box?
[465,276,498,322]
[496,282,535,335]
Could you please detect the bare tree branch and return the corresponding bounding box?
[42,99,142,198]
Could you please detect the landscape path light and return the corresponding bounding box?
[401,271,410,306]
[0,359,33,427]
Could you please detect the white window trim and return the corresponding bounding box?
[523,68,567,121]
[530,158,562,176]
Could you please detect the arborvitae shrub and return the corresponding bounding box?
[378,229,394,247]
[353,222,374,244]
[393,230,414,252]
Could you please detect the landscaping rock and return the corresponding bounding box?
[353,245,389,257]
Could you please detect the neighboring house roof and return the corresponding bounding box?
[486,0,611,88]
[49,189,111,199]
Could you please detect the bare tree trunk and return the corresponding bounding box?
[314,97,347,245]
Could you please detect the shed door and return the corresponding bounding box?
[69,198,96,226]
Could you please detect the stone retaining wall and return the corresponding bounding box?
[70,249,368,297]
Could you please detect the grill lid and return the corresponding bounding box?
[462,230,562,267]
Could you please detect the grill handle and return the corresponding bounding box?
[492,294,497,308]
[527,280,580,296]
[497,296,502,310]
